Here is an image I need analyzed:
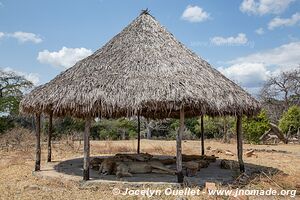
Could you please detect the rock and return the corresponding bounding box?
[197,160,210,168]
[202,155,217,162]
[225,150,235,156]
[220,159,239,170]
[245,149,256,157]
[185,161,198,169]
[205,182,217,192]
[182,154,217,162]
[185,161,199,177]
[206,146,211,150]
[182,154,202,162]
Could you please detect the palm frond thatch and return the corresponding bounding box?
[20,12,260,118]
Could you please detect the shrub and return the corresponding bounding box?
[0,116,15,133]
[243,110,270,143]
[279,106,300,135]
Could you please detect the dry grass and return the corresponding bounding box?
[0,130,299,199]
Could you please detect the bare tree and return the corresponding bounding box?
[260,68,300,122]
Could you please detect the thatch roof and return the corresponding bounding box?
[20,11,260,118]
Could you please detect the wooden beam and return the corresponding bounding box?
[137,113,141,154]
[200,115,204,155]
[236,115,245,172]
[47,112,53,162]
[176,107,184,183]
[35,113,41,171]
[83,118,91,181]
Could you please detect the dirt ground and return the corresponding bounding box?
[0,138,299,200]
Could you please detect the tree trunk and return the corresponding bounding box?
[236,115,245,173]
[146,120,152,139]
[297,128,300,144]
[176,107,184,183]
[222,117,230,143]
[35,113,41,171]
[137,113,140,154]
[200,115,204,155]
[121,131,126,140]
[47,112,53,162]
[286,125,292,140]
[269,123,288,144]
[83,118,91,181]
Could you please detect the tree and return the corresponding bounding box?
[117,118,137,139]
[91,118,137,140]
[279,106,300,136]
[193,116,235,140]
[52,117,85,137]
[195,117,219,139]
[260,68,300,122]
[0,69,33,133]
[0,69,33,115]
[243,110,270,144]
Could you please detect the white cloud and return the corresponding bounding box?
[255,28,264,35]
[240,0,295,15]
[230,41,300,68]
[2,67,40,85]
[218,63,270,87]
[0,31,42,43]
[210,33,248,46]
[9,31,42,43]
[268,13,300,30]
[220,41,300,94]
[37,47,93,69]
[181,5,210,23]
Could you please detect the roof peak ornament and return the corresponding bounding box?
[140,8,151,16]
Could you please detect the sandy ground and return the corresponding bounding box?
[0,139,299,199]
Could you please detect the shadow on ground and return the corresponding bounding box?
[52,155,283,186]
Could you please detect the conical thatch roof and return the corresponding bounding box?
[20,11,260,118]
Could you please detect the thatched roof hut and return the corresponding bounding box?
[20,10,260,183]
[20,11,260,119]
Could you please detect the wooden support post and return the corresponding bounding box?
[35,113,41,171]
[236,115,245,172]
[200,115,204,155]
[83,118,91,181]
[176,107,184,183]
[137,113,141,154]
[47,112,53,162]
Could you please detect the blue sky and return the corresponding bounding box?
[0,0,300,96]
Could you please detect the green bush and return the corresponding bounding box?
[128,130,137,139]
[94,118,137,140]
[0,116,15,133]
[279,106,300,135]
[243,110,270,143]
[185,118,199,136]
[46,117,85,139]
[195,117,220,139]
